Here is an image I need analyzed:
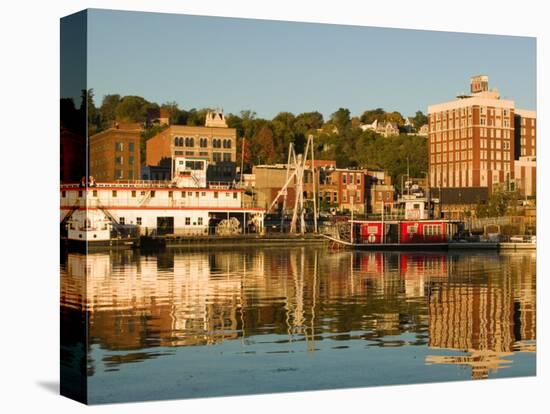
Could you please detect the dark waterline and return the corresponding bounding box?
[60,247,536,404]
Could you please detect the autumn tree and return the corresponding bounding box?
[254,125,277,164]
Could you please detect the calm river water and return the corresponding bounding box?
[60,246,536,404]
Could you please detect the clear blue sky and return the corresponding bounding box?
[86,9,536,119]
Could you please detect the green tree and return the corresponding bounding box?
[115,95,151,123]
[360,108,386,124]
[99,94,121,128]
[412,110,428,129]
[385,111,405,127]
[330,108,351,134]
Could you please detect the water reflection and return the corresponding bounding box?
[60,247,536,394]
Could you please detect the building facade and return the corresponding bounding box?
[515,109,536,158]
[89,123,142,181]
[428,76,536,198]
[428,76,516,193]
[146,110,237,168]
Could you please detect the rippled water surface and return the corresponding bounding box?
[60,247,536,403]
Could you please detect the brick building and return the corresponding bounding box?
[89,123,142,181]
[253,162,395,215]
[146,110,236,168]
[428,75,515,192]
[428,75,536,199]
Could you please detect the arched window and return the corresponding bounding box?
[223,139,232,149]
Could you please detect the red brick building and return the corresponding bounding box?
[89,123,142,181]
[428,75,535,194]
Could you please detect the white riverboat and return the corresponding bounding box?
[60,157,265,248]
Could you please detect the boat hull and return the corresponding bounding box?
[324,235,448,251]
[62,237,139,251]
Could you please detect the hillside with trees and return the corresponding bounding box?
[85,89,428,189]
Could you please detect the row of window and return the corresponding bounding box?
[424,225,442,236]
[119,217,204,226]
[173,136,233,149]
[115,170,135,179]
[432,117,511,131]
[342,174,362,184]
[115,142,136,152]
[430,161,511,174]
[115,155,135,165]
[65,190,239,199]
[432,107,509,121]
[431,128,512,142]
[521,127,535,136]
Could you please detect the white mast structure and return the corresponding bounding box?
[267,135,318,234]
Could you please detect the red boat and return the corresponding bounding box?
[324,219,460,250]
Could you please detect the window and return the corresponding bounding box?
[213,152,222,162]
[214,192,219,199]
[408,225,418,234]
[168,191,173,198]
[78,190,82,198]
[223,153,231,162]
[181,191,186,198]
[233,192,238,199]
[150,191,155,198]
[119,217,125,225]
[185,217,191,225]
[129,142,135,152]
[115,156,123,165]
[129,156,134,165]
[136,217,142,225]
[115,142,123,151]
[112,190,117,197]
[128,170,134,180]
[201,192,206,197]
[62,191,66,198]
[200,137,208,147]
[198,217,203,225]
